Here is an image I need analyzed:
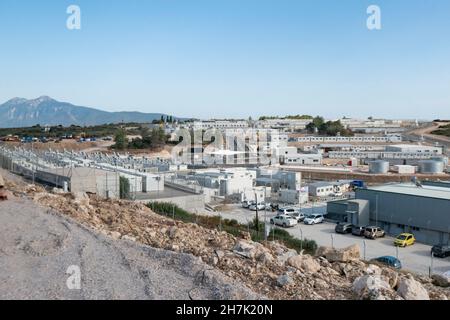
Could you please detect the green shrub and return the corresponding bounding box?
[147,202,317,255]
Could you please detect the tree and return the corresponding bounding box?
[306,118,353,136]
[128,127,168,150]
[114,129,128,150]
[306,116,325,133]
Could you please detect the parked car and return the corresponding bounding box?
[364,226,385,239]
[290,211,306,222]
[431,244,450,258]
[335,223,353,234]
[277,207,297,216]
[352,226,366,237]
[249,203,266,211]
[270,203,279,211]
[241,201,251,208]
[270,215,298,228]
[371,256,402,270]
[304,214,324,225]
[394,233,416,247]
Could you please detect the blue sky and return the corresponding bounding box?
[0,0,449,119]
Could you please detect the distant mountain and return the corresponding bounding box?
[0,96,176,128]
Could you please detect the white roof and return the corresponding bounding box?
[366,183,450,200]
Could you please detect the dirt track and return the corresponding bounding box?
[0,196,259,300]
[407,122,450,144]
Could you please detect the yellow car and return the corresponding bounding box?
[394,233,416,247]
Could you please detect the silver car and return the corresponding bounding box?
[270,215,298,228]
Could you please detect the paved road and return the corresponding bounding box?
[0,197,258,300]
[205,203,450,276]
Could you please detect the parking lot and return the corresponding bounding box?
[203,203,450,276]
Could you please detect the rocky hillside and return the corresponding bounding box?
[0,96,172,128]
[2,175,450,300]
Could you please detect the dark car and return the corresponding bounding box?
[335,223,353,234]
[431,244,450,258]
[371,256,402,270]
[352,226,365,237]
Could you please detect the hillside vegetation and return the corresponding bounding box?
[432,123,450,137]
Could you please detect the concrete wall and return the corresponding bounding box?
[36,167,120,199]
[278,189,308,205]
[347,200,370,227]
[146,194,205,212]
[326,200,348,222]
[94,170,120,199]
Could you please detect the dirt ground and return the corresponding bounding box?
[0,195,260,300]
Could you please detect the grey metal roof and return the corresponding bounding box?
[366,183,450,200]
[309,181,334,188]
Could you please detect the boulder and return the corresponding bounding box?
[168,226,179,239]
[239,231,252,241]
[432,274,450,288]
[52,187,66,194]
[215,250,226,260]
[257,251,274,265]
[233,240,267,260]
[322,266,340,276]
[121,234,137,242]
[109,231,122,240]
[397,277,430,300]
[353,275,393,300]
[365,264,382,275]
[277,274,294,287]
[72,192,90,206]
[314,278,329,290]
[0,173,4,188]
[287,255,321,273]
[276,249,298,265]
[316,244,360,262]
[381,268,399,289]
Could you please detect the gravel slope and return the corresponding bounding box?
[0,197,259,300]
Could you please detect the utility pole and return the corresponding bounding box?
[430,252,434,277]
[363,240,366,260]
[264,186,267,241]
[255,192,259,234]
[375,194,379,227]
[172,203,175,220]
[299,228,303,252]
